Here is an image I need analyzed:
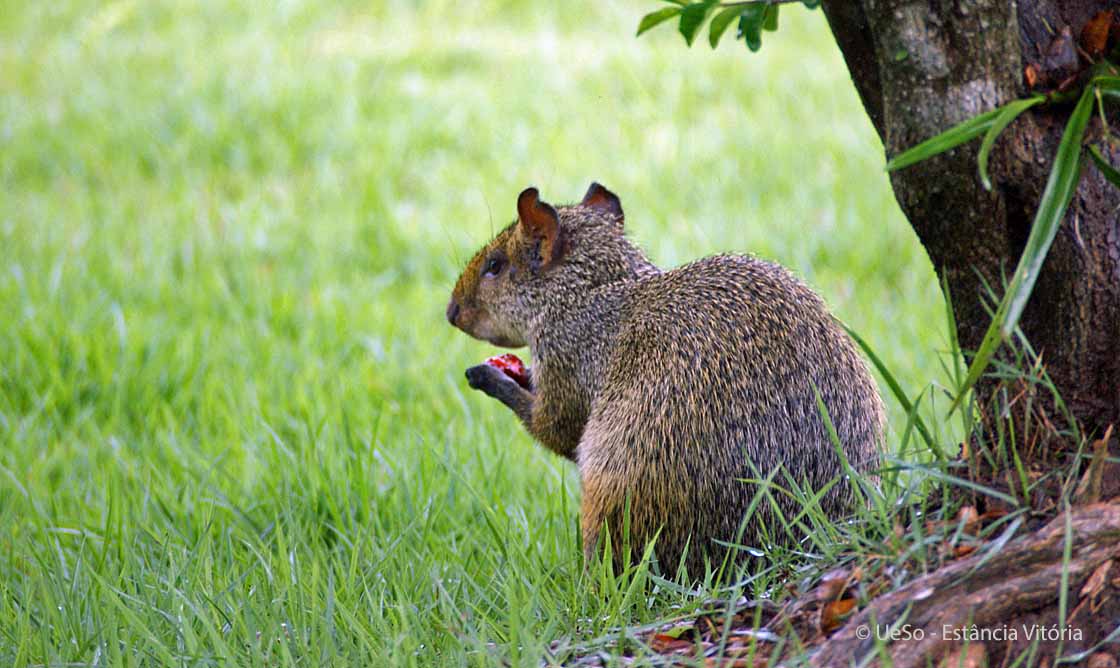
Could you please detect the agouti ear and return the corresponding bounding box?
[581,182,623,223]
[517,187,565,269]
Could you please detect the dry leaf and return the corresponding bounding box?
[815,568,851,601]
[819,598,857,634]
[1081,559,1114,599]
[1081,11,1114,58]
[958,506,980,534]
[1025,63,1041,88]
[649,632,694,653]
[978,509,1008,523]
[953,544,977,558]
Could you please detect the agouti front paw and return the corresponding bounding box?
[465,363,518,396]
[466,360,534,421]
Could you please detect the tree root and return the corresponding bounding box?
[809,502,1120,668]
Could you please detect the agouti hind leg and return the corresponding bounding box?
[580,461,636,573]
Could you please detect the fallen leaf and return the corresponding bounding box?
[953,544,977,558]
[1081,559,1114,599]
[958,506,980,534]
[649,632,694,653]
[1081,11,1114,58]
[978,509,1008,523]
[815,568,851,601]
[819,598,857,634]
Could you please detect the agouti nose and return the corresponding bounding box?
[446,299,461,326]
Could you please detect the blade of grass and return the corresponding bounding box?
[894,461,1019,506]
[886,106,1004,171]
[1088,144,1120,187]
[977,95,1045,190]
[1091,75,1120,99]
[949,84,1094,414]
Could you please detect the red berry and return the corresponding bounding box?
[484,354,530,389]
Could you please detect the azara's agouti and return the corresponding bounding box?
[446,183,885,578]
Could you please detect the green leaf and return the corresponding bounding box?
[801,0,821,8]
[708,5,745,48]
[1092,77,1120,107]
[737,5,766,52]
[636,6,682,37]
[678,0,717,46]
[977,95,1045,190]
[1089,144,1120,187]
[949,84,1094,414]
[1091,75,1120,90]
[885,106,1004,171]
[763,4,779,32]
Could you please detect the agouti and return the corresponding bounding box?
[446,183,885,578]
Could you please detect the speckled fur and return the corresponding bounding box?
[448,185,885,578]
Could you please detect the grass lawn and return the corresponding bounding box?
[1,1,953,665]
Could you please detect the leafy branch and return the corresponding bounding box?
[637,0,818,52]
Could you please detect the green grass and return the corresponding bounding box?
[1,1,951,665]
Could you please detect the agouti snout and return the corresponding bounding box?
[448,183,884,578]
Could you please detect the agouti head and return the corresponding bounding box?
[446,183,653,347]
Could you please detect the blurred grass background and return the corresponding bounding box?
[0,1,950,664]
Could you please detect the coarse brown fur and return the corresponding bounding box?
[447,184,885,579]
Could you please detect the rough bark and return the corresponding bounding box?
[820,0,1120,438]
[809,502,1120,668]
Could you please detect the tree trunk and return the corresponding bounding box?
[821,1,1120,440]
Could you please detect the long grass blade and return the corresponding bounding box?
[978,96,1045,190]
[1088,144,1120,187]
[1091,75,1120,100]
[949,84,1094,414]
[894,461,1019,506]
[886,107,1004,171]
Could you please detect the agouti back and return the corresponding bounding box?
[447,183,884,578]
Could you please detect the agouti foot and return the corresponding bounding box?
[465,363,512,394]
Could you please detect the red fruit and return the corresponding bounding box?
[484,353,530,389]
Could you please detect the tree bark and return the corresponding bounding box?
[820,1,1120,439]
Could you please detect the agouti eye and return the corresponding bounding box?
[482,256,505,278]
